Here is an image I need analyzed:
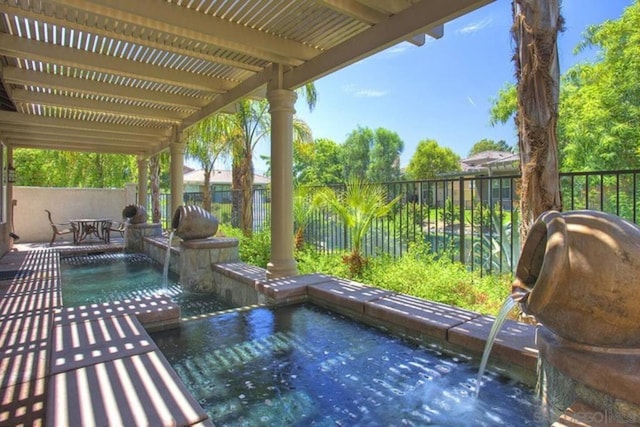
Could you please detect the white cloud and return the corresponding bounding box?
[342,84,387,98]
[354,89,387,98]
[458,17,493,35]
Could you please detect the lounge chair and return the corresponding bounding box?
[45,209,77,246]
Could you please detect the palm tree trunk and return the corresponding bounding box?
[231,162,243,228]
[202,171,212,212]
[239,155,254,236]
[513,0,564,240]
[149,155,162,224]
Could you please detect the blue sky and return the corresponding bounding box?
[248,0,634,174]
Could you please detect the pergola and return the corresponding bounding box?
[0,0,492,277]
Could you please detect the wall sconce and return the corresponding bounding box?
[7,165,15,184]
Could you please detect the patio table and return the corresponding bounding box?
[70,218,112,244]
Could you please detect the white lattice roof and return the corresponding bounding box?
[0,0,492,157]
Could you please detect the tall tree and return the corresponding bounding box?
[293,138,344,186]
[558,1,640,171]
[231,99,313,235]
[230,84,317,236]
[492,2,640,172]
[468,139,513,156]
[231,100,269,233]
[367,128,404,182]
[149,154,162,224]
[342,126,373,180]
[184,114,234,212]
[405,139,460,180]
[512,0,563,238]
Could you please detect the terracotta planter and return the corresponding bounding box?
[122,204,147,224]
[512,210,640,348]
[171,205,219,240]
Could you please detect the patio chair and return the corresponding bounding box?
[109,221,126,237]
[45,209,76,246]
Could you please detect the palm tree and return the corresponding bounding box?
[230,99,269,234]
[184,114,235,212]
[231,99,313,236]
[316,178,401,276]
[512,0,564,239]
[149,154,162,224]
[293,185,321,251]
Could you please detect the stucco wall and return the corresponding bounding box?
[13,184,137,243]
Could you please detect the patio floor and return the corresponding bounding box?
[0,240,211,426]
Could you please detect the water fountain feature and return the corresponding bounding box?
[161,230,174,294]
[171,205,219,240]
[121,219,130,253]
[121,204,162,252]
[474,296,517,397]
[122,204,148,225]
[169,205,240,296]
[508,210,640,421]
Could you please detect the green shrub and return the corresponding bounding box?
[219,225,271,268]
[296,249,350,277]
[220,226,513,316]
[298,241,512,316]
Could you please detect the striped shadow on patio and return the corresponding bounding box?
[0,247,211,426]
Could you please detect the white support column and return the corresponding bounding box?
[137,156,148,208]
[170,129,185,222]
[266,88,298,279]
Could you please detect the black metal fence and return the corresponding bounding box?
[152,169,640,275]
[149,188,271,232]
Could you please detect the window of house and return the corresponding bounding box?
[491,179,512,202]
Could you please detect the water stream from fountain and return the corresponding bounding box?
[474,296,517,397]
[162,230,174,294]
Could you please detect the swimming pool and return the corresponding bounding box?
[151,303,544,426]
[60,252,235,317]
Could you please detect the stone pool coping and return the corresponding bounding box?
[214,263,539,382]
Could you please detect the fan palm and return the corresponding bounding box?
[316,178,401,276]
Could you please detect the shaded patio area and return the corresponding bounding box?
[0,0,494,275]
[0,241,208,426]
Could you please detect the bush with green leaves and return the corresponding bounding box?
[221,223,513,316]
[218,225,271,268]
[297,240,512,316]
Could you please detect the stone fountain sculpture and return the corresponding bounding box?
[511,210,640,421]
[122,204,148,224]
[171,205,219,240]
[121,204,161,252]
[170,205,238,294]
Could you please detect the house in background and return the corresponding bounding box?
[184,169,270,203]
[428,151,520,209]
[463,151,520,209]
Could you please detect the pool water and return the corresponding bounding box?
[151,303,545,426]
[60,252,235,317]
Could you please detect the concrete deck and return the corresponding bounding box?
[0,242,209,427]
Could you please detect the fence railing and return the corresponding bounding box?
[151,169,640,275]
[148,188,271,232]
